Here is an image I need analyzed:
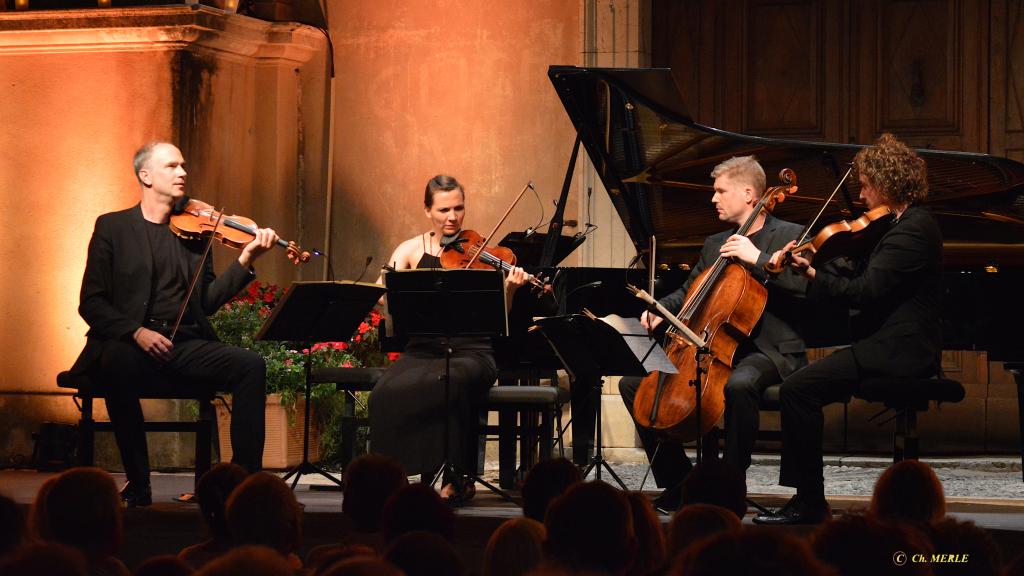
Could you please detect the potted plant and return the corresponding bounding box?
[210,281,393,468]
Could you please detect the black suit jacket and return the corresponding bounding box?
[809,204,943,378]
[67,204,254,380]
[658,215,809,379]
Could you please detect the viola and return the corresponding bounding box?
[169,197,310,265]
[439,229,552,296]
[764,204,893,274]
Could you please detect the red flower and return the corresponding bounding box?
[342,361,353,368]
[247,283,260,297]
[358,322,370,335]
[332,342,348,351]
[262,291,275,303]
[312,342,327,352]
[302,348,309,354]
[353,335,361,343]
[370,310,381,327]
[284,359,294,366]
[387,352,401,362]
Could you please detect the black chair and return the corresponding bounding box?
[483,379,570,489]
[856,376,966,461]
[308,366,386,469]
[56,371,217,489]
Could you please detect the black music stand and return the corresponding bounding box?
[384,268,515,502]
[534,313,676,489]
[256,281,386,489]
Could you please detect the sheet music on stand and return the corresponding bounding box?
[533,311,677,380]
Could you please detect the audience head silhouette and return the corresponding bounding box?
[625,491,667,576]
[320,556,405,576]
[133,554,196,576]
[543,481,636,575]
[39,467,123,560]
[380,483,455,544]
[812,512,932,576]
[672,528,833,576]
[483,517,545,576]
[196,463,248,540]
[928,517,1002,576]
[342,454,409,532]
[520,458,582,522]
[870,460,946,525]
[193,545,295,576]
[225,472,303,557]
[385,530,464,576]
[0,542,89,576]
[667,503,741,561]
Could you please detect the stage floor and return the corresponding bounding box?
[4,463,1024,571]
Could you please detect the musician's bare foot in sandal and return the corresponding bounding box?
[440,481,476,504]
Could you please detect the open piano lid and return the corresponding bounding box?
[547,65,1024,267]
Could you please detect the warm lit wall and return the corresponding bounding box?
[325,0,582,277]
[0,7,328,463]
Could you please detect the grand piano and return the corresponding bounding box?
[518,66,1024,357]
[506,66,1024,460]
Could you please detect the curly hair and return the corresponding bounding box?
[853,133,929,205]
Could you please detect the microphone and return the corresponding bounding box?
[353,256,373,283]
[171,195,191,215]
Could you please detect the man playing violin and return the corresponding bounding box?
[370,174,527,502]
[619,156,809,511]
[755,133,942,525]
[66,141,280,507]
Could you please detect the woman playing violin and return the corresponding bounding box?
[755,133,943,525]
[370,174,526,502]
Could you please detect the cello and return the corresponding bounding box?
[631,169,795,442]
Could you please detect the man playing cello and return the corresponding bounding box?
[620,156,809,511]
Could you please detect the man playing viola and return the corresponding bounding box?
[620,156,809,511]
[755,133,942,525]
[66,141,280,506]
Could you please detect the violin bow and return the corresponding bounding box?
[170,206,225,342]
[795,166,853,245]
[464,181,534,269]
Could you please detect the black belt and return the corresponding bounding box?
[145,318,199,339]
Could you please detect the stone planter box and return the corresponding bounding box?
[216,393,319,470]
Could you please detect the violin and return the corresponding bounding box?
[439,229,553,296]
[169,197,311,265]
[764,204,893,274]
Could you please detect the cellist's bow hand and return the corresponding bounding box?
[640,309,663,332]
[720,234,761,265]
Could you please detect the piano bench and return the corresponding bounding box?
[483,385,570,490]
[856,376,965,462]
[56,371,217,489]
[310,367,386,469]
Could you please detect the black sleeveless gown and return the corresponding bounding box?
[368,253,497,480]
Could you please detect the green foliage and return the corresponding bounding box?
[209,281,393,463]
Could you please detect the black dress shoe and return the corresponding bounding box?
[120,481,152,508]
[752,494,830,525]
